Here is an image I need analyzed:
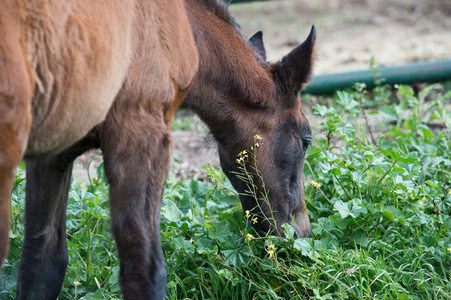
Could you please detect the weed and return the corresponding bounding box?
[1,81,450,299]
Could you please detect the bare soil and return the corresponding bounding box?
[230,0,451,73]
[73,0,451,182]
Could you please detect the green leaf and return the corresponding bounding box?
[337,91,359,116]
[208,222,233,243]
[352,171,364,185]
[282,223,296,239]
[0,262,18,297]
[350,230,370,247]
[431,157,451,167]
[397,293,410,300]
[221,237,251,267]
[334,200,366,219]
[317,162,331,173]
[328,168,342,175]
[350,201,367,218]
[293,239,311,256]
[379,104,398,121]
[108,266,120,285]
[172,237,195,253]
[161,198,184,222]
[329,214,347,230]
[334,200,352,219]
[85,289,104,300]
[382,210,395,221]
[313,105,336,117]
[306,146,322,160]
[195,237,218,254]
[381,147,418,163]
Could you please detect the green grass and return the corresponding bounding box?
[1,80,450,299]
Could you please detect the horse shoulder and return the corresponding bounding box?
[112,0,198,124]
[22,1,135,155]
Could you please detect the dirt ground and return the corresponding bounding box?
[73,0,451,182]
[230,0,451,73]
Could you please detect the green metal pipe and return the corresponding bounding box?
[302,60,451,95]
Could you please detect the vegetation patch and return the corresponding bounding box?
[1,80,450,299]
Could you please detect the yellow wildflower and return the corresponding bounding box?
[236,150,248,164]
[311,181,321,188]
[422,197,426,201]
[254,134,262,140]
[252,217,258,224]
[74,281,81,286]
[246,233,254,240]
[267,244,276,259]
[255,142,260,148]
[447,247,451,253]
[245,210,250,218]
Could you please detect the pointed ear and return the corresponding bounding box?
[249,31,266,61]
[274,25,316,93]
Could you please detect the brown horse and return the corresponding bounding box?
[0,0,315,299]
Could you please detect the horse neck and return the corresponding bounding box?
[184,1,275,145]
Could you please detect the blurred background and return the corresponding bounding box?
[229,0,451,74]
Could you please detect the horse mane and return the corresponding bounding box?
[193,0,267,65]
[193,0,234,26]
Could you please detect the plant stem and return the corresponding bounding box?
[333,174,352,200]
[376,159,398,186]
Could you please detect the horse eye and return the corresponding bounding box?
[301,137,312,150]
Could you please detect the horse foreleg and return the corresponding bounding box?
[15,155,73,300]
[101,112,171,300]
[0,122,28,265]
[16,134,98,300]
[0,1,33,266]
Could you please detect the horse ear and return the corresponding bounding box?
[274,25,316,94]
[249,31,266,60]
